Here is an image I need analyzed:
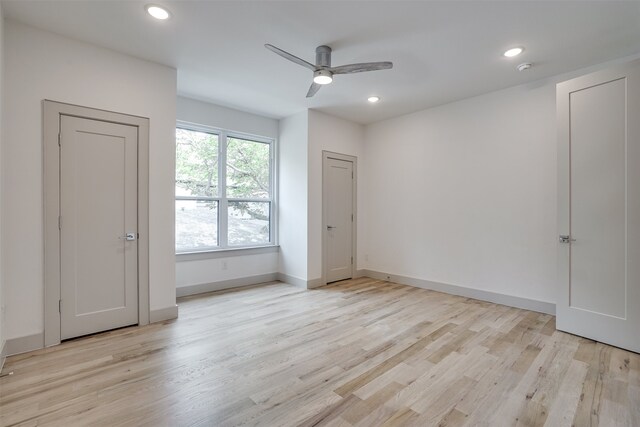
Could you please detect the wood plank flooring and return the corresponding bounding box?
[1,278,639,426]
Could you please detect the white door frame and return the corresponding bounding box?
[43,100,150,347]
[322,151,357,286]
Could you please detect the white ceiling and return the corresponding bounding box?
[4,1,640,124]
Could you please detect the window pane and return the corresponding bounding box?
[226,137,270,198]
[176,200,218,251]
[176,128,218,197]
[228,201,270,246]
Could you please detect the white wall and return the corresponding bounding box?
[2,21,177,341]
[363,82,557,304]
[177,96,278,138]
[278,111,308,281]
[362,54,640,307]
[175,97,279,290]
[307,110,365,282]
[0,8,5,359]
[176,252,279,290]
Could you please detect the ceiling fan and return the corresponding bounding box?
[265,44,393,98]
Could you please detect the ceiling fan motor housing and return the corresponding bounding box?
[316,45,332,67]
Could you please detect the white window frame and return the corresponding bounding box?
[176,121,277,254]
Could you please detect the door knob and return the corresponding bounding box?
[327,225,336,230]
[120,233,137,241]
[559,234,575,243]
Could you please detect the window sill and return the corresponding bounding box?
[176,245,279,262]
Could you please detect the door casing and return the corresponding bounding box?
[322,151,357,286]
[43,100,150,347]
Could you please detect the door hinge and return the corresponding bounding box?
[351,256,353,265]
[58,216,62,230]
[351,214,353,222]
[58,133,61,147]
[58,299,61,313]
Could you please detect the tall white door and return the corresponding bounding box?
[557,60,640,353]
[60,115,139,340]
[323,156,354,283]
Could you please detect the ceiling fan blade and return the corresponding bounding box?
[329,61,393,74]
[306,82,322,98]
[265,44,316,71]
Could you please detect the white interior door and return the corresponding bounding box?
[323,156,354,283]
[557,60,640,353]
[60,115,139,340]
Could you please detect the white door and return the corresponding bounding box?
[323,155,354,283]
[60,115,139,340]
[557,60,640,353]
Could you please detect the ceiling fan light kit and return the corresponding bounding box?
[313,69,333,85]
[265,43,393,97]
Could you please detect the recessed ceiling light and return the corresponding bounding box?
[313,70,333,85]
[368,96,380,103]
[503,47,524,58]
[145,4,170,20]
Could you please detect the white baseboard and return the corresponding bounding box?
[276,273,307,288]
[176,273,278,297]
[149,305,179,323]
[307,278,324,289]
[363,269,556,315]
[276,273,325,289]
[5,308,180,356]
[6,333,44,356]
[0,340,6,372]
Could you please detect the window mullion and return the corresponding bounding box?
[219,131,228,248]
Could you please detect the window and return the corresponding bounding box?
[175,125,275,253]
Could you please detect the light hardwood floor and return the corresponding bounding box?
[1,278,639,426]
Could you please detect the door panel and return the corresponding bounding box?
[569,79,626,318]
[60,115,138,340]
[324,157,354,283]
[557,60,640,353]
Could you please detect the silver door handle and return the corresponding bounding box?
[120,233,137,241]
[327,225,336,230]
[559,235,575,243]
